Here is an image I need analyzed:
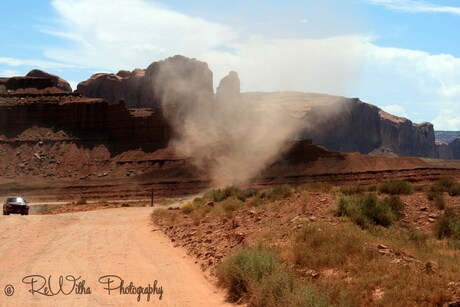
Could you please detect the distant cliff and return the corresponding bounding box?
[76,55,213,110]
[243,92,455,159]
[75,56,458,160]
[0,76,171,155]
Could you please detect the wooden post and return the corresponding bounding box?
[151,189,154,207]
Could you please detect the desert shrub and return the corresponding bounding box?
[361,194,395,227]
[260,185,292,201]
[238,188,259,201]
[340,185,377,195]
[378,180,414,195]
[180,202,195,214]
[449,183,460,196]
[293,223,370,268]
[337,193,396,228]
[216,247,327,307]
[436,208,460,239]
[217,247,280,302]
[383,195,406,218]
[435,178,457,190]
[204,186,242,202]
[192,197,205,206]
[247,194,265,207]
[286,285,329,307]
[427,189,442,201]
[221,197,244,213]
[407,229,429,246]
[434,194,446,210]
[150,208,169,220]
[428,178,460,197]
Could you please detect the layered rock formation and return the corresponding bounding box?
[70,55,460,160]
[0,74,171,155]
[244,92,453,159]
[76,55,214,110]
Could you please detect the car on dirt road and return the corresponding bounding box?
[3,197,29,215]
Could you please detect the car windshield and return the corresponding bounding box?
[6,197,24,203]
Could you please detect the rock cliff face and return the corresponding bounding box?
[26,69,72,92]
[436,141,452,160]
[301,98,439,157]
[76,55,214,110]
[450,138,460,160]
[216,71,240,104]
[33,55,460,160]
[0,76,171,155]
[244,92,453,159]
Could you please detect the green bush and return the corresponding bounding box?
[383,195,406,218]
[378,180,414,195]
[434,194,446,210]
[221,197,244,213]
[449,183,460,196]
[361,194,395,227]
[436,208,460,239]
[217,247,279,302]
[204,187,261,203]
[428,178,460,197]
[216,247,328,307]
[435,178,456,190]
[261,185,292,201]
[204,186,242,202]
[239,188,259,201]
[180,202,195,214]
[337,193,396,228]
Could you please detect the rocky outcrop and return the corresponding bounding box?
[76,55,214,110]
[244,92,454,159]
[449,138,460,160]
[216,71,240,104]
[0,76,171,154]
[301,99,439,157]
[26,69,72,92]
[1,76,55,92]
[378,111,438,158]
[435,141,452,160]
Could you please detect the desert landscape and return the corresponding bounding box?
[1,1,460,306]
[0,54,459,306]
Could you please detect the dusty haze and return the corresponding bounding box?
[157,63,303,186]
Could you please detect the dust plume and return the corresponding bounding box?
[157,61,302,187]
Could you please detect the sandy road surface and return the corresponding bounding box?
[0,207,231,307]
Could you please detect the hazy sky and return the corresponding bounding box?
[0,0,459,130]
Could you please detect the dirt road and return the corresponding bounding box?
[0,207,232,306]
